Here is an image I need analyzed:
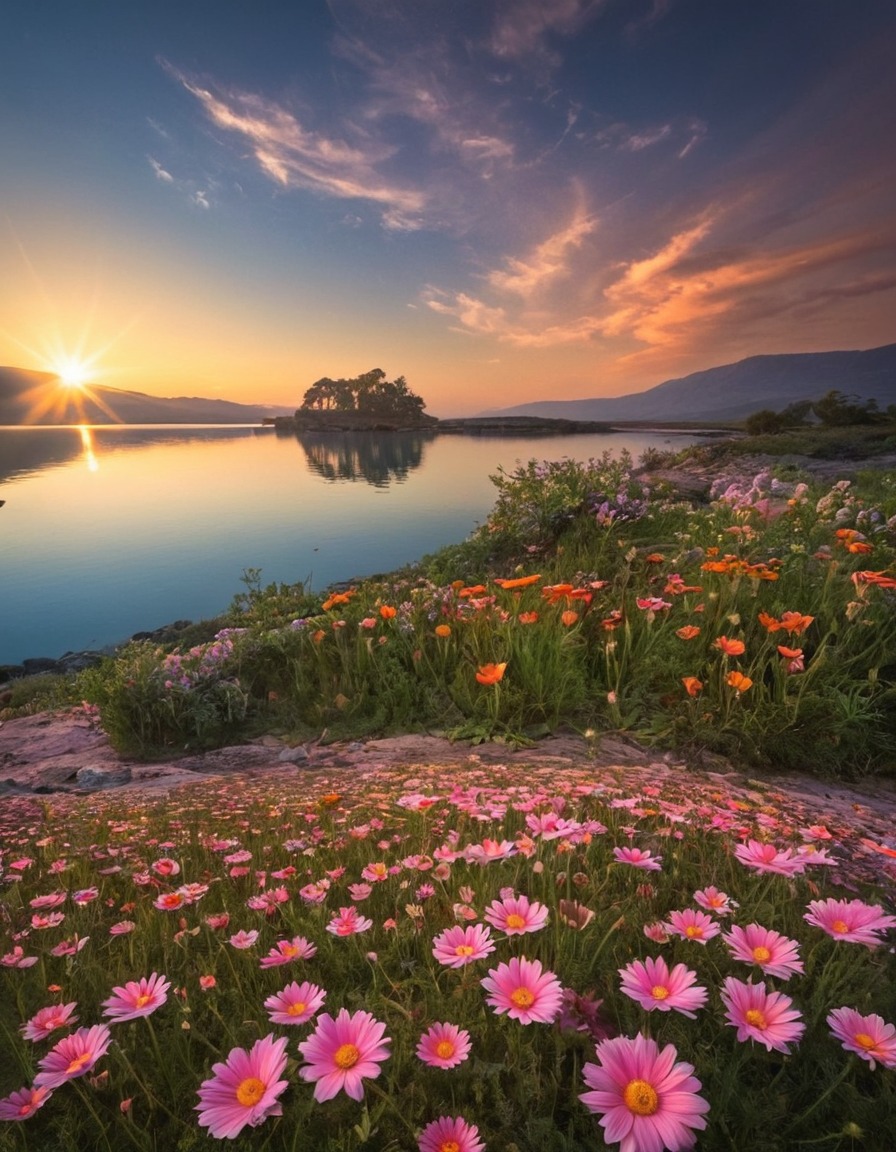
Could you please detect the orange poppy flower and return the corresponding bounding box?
[541,583,575,604]
[714,636,745,656]
[726,671,753,692]
[682,677,703,697]
[758,611,780,632]
[675,625,701,641]
[851,570,896,589]
[321,589,354,610]
[645,553,665,563]
[494,574,541,589]
[459,585,487,598]
[311,629,326,645]
[379,605,397,619]
[560,610,579,627]
[776,645,803,659]
[777,611,814,635]
[847,541,873,554]
[475,662,507,686]
[434,624,452,638]
[518,611,539,625]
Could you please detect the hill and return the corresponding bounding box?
[483,343,896,423]
[0,367,292,425]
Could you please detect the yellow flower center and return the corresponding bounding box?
[745,1009,767,1030]
[438,1142,461,1152]
[435,1040,456,1059]
[651,985,670,1000]
[685,925,703,938]
[832,919,850,934]
[455,944,474,956]
[752,946,772,964]
[286,1001,307,1016]
[135,994,152,1007]
[236,1077,265,1107]
[510,987,535,1009]
[334,1043,360,1070]
[623,1079,659,1116]
[65,1052,93,1075]
[854,1032,876,1050]
[505,913,526,930]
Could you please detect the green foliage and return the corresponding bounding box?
[80,640,249,757]
[75,451,896,779]
[300,368,427,420]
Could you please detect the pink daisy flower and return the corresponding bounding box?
[21,1002,79,1042]
[618,957,708,1019]
[102,972,170,1023]
[326,906,374,937]
[432,923,495,968]
[153,892,185,911]
[723,924,804,979]
[416,1022,472,1069]
[34,1024,113,1089]
[481,956,564,1025]
[418,1115,485,1152]
[720,977,805,1053]
[733,840,805,877]
[264,981,327,1026]
[580,1033,709,1152]
[196,1034,289,1139]
[693,886,736,916]
[804,898,896,948]
[229,929,259,949]
[259,936,317,968]
[108,920,136,936]
[826,1007,896,1070]
[465,838,517,864]
[298,1008,391,1102]
[484,893,549,936]
[613,846,662,871]
[664,908,720,944]
[0,1085,53,1121]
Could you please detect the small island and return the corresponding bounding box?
[270,367,611,435]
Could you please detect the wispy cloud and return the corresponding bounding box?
[165,63,426,230]
[486,205,597,297]
[489,0,602,61]
[147,156,173,184]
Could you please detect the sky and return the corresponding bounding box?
[2,1,895,417]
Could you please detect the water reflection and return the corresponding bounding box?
[290,429,433,487]
[0,425,271,484]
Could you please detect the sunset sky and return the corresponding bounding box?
[2,1,895,416]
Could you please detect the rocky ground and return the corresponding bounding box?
[1,707,894,890]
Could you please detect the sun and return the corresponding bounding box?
[54,357,93,389]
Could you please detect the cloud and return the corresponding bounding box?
[620,124,672,152]
[486,206,597,297]
[166,64,426,230]
[489,0,602,61]
[148,156,174,183]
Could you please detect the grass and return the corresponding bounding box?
[2,433,895,1150]
[0,759,894,1150]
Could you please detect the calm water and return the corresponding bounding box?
[0,424,701,664]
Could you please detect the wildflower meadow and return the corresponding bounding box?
[2,446,896,1149]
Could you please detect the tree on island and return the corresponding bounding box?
[299,369,427,421]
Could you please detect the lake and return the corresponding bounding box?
[0,424,702,664]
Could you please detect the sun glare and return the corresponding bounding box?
[55,357,92,389]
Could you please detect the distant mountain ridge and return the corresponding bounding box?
[482,344,896,423]
[0,367,293,425]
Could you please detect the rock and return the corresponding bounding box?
[278,745,309,764]
[57,651,105,674]
[22,658,60,675]
[75,764,132,790]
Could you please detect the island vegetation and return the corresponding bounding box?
[1,412,895,1151]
